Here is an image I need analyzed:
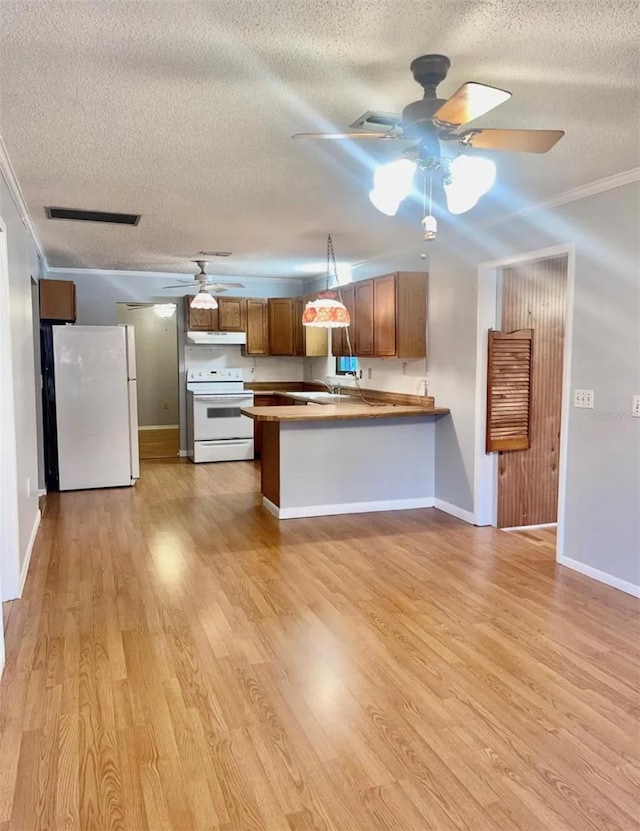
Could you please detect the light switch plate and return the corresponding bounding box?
[574,389,594,408]
[632,395,640,418]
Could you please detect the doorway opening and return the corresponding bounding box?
[116,303,180,460]
[474,244,575,561]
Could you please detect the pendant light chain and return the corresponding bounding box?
[326,233,339,290]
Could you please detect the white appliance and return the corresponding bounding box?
[53,325,140,490]
[186,368,254,463]
[187,331,247,345]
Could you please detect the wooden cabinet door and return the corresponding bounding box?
[268,298,295,355]
[340,285,355,356]
[40,279,76,321]
[294,297,305,356]
[217,297,246,331]
[374,273,397,357]
[354,280,374,356]
[245,298,268,355]
[395,272,427,358]
[185,303,217,331]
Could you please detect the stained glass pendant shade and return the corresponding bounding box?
[302,235,350,328]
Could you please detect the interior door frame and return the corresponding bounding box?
[473,243,575,561]
[0,216,22,671]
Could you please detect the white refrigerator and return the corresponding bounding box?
[53,325,140,490]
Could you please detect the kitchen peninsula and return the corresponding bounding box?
[242,400,449,519]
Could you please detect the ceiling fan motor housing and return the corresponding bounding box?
[402,54,453,155]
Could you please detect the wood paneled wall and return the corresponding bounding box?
[497,255,568,528]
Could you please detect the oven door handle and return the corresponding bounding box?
[198,439,251,446]
[194,395,253,402]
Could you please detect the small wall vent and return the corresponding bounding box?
[45,207,141,225]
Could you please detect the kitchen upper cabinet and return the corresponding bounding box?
[244,298,269,356]
[354,280,374,357]
[268,298,295,355]
[333,273,427,359]
[394,271,427,359]
[185,302,218,331]
[331,284,354,357]
[217,297,246,331]
[294,297,305,356]
[302,293,330,357]
[40,279,76,322]
[373,273,397,357]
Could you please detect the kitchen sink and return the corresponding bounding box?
[298,392,352,402]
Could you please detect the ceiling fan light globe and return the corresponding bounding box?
[369,188,401,216]
[153,303,177,319]
[190,289,218,310]
[369,158,417,215]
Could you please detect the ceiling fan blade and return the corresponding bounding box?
[433,82,511,128]
[460,128,565,153]
[163,283,196,290]
[292,131,401,140]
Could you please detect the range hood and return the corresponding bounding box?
[187,331,247,345]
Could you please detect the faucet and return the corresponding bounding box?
[313,378,340,395]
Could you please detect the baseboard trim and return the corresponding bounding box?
[263,496,435,520]
[433,499,475,525]
[138,424,180,431]
[504,522,557,531]
[37,488,47,497]
[179,450,188,457]
[557,555,640,598]
[18,509,41,597]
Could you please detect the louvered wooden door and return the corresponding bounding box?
[496,255,568,528]
[487,329,533,452]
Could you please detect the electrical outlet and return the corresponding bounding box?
[402,362,408,375]
[632,395,640,418]
[367,368,372,381]
[574,389,594,409]
[358,369,363,379]
[249,365,256,376]
[163,401,169,410]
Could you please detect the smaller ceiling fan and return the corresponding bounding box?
[162,261,245,294]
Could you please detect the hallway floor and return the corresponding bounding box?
[0,460,638,830]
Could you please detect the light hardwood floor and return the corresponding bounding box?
[0,460,638,831]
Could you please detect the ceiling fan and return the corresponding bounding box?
[293,54,564,155]
[293,55,564,233]
[162,261,245,294]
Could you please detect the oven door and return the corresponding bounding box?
[192,393,254,441]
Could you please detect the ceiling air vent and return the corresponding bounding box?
[45,207,141,225]
[349,111,402,132]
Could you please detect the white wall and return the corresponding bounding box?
[116,305,180,427]
[0,172,41,600]
[335,181,640,592]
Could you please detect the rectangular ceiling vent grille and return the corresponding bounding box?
[349,111,402,132]
[45,207,141,225]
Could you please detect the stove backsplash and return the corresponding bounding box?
[184,345,304,382]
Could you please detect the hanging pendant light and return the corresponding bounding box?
[190,288,218,310]
[302,235,350,328]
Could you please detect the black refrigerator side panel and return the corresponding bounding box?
[40,323,59,491]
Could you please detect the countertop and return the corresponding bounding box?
[242,403,450,422]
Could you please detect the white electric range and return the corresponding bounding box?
[186,368,254,463]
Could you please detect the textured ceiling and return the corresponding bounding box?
[1,0,639,276]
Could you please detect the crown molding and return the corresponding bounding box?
[481,166,640,230]
[0,134,47,266]
[351,166,640,274]
[46,266,305,283]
